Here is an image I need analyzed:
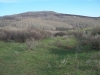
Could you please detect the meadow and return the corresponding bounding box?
[0,35,100,75]
[0,11,100,75]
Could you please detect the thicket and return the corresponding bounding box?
[0,27,52,43]
[71,27,100,50]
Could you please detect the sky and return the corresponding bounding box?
[0,0,100,17]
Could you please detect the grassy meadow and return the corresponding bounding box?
[0,35,100,75]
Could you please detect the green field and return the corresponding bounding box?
[0,37,100,75]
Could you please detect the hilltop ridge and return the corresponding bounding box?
[0,11,100,30]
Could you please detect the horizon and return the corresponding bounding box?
[0,0,100,17]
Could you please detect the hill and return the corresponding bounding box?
[0,11,100,30]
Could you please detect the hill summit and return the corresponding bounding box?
[0,11,100,31]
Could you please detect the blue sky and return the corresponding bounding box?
[0,0,100,17]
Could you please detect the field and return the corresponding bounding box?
[0,11,100,75]
[0,36,100,75]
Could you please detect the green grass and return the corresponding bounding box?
[0,37,100,75]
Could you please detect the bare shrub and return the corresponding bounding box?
[54,38,64,48]
[0,31,6,40]
[27,29,52,40]
[80,32,92,45]
[28,30,42,40]
[81,33,100,50]
[54,31,66,37]
[40,30,52,39]
[0,27,52,42]
[25,38,38,50]
[91,26,100,35]
[68,30,83,39]
[1,29,28,42]
[90,35,100,50]
[71,28,100,50]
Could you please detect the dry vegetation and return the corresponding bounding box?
[0,11,100,31]
[0,11,100,49]
[0,26,52,42]
[0,11,100,75]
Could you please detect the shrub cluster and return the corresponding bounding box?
[69,30,83,39]
[90,35,100,50]
[54,31,66,37]
[26,38,38,50]
[91,26,100,35]
[71,27,100,50]
[79,32,100,50]
[0,27,52,42]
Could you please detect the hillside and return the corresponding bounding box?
[0,11,100,30]
[0,11,100,75]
